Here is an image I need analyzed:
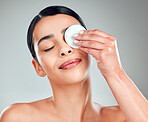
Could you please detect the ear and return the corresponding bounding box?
[32,59,46,77]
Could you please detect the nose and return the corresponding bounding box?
[59,41,74,57]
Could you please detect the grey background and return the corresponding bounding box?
[0,0,148,113]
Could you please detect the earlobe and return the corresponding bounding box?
[32,59,46,77]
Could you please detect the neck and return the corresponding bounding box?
[48,73,94,121]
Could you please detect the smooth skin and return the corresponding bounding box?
[0,14,148,122]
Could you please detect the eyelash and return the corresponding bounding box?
[44,46,55,52]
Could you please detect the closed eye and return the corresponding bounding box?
[44,46,55,52]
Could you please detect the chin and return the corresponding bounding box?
[59,66,90,85]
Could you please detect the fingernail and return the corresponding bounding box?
[73,33,78,37]
[74,40,79,44]
[79,30,84,34]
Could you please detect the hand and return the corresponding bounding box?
[73,29,123,78]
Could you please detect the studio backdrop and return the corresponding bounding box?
[0,0,148,113]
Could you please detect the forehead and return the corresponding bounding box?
[33,14,80,42]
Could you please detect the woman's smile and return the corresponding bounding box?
[59,59,82,70]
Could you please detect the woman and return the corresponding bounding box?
[0,5,148,122]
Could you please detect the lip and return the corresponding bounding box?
[59,58,82,69]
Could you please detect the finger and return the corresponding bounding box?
[79,29,116,41]
[74,40,105,50]
[74,33,109,44]
[79,46,101,59]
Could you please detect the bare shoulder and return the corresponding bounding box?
[0,103,32,122]
[100,105,126,122]
[0,97,54,122]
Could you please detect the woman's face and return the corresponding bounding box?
[33,14,91,85]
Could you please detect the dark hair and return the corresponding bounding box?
[27,5,87,62]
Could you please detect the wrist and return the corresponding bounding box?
[104,67,127,82]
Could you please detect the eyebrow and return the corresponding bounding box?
[37,27,69,46]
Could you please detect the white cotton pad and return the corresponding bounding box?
[65,24,86,49]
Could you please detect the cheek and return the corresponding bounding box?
[81,51,92,71]
[39,55,56,73]
[79,49,89,61]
